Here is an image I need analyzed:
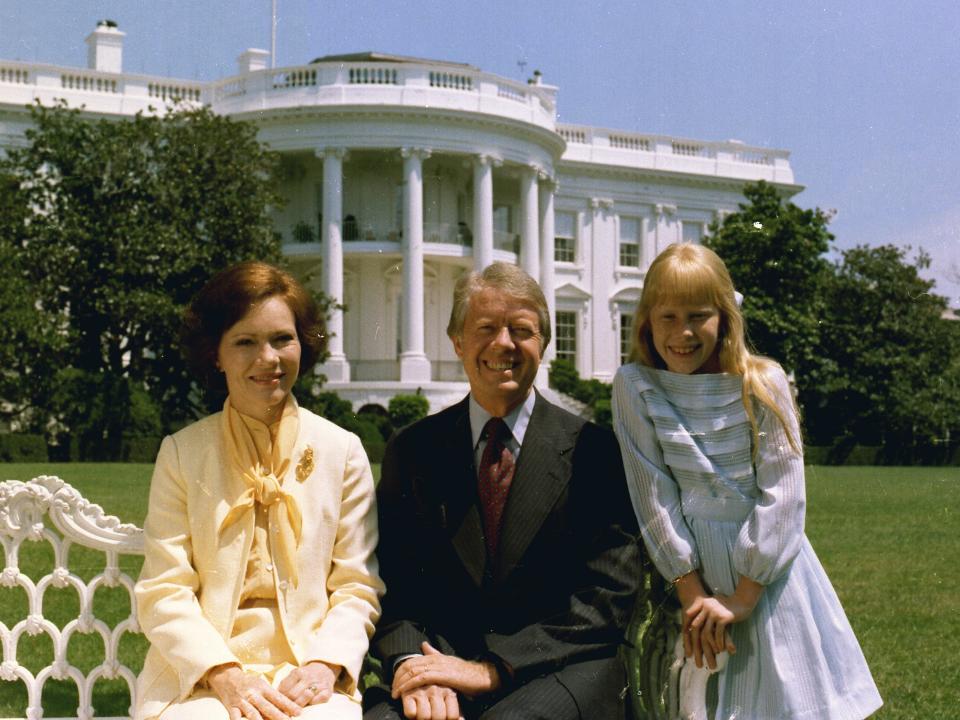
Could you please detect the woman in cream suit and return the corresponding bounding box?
[135,262,383,720]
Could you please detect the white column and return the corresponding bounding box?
[520,165,540,279]
[536,175,556,389]
[400,147,432,383]
[654,203,677,255]
[641,215,656,271]
[317,147,350,382]
[590,197,615,382]
[472,154,497,271]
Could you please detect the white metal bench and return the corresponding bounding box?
[0,476,143,720]
[0,475,710,720]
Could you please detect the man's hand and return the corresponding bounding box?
[392,642,501,700]
[206,662,303,720]
[399,684,461,720]
[277,661,340,707]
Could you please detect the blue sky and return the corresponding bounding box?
[2,0,957,304]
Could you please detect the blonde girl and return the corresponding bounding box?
[612,243,881,719]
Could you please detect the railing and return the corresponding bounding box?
[423,222,472,246]
[274,68,318,89]
[0,67,29,85]
[148,82,201,103]
[429,72,471,91]
[61,73,118,94]
[351,361,400,382]
[493,230,519,254]
[556,123,795,184]
[348,67,395,85]
[0,476,144,720]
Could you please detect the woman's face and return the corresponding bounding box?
[217,296,301,423]
[649,299,721,374]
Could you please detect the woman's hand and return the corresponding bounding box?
[278,661,341,707]
[206,663,303,720]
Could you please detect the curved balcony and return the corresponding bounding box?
[281,221,520,262]
[207,58,558,132]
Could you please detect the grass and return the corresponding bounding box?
[0,463,955,719]
[803,466,960,719]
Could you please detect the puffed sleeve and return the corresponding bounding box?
[612,367,700,582]
[301,432,384,693]
[732,367,806,585]
[134,435,238,699]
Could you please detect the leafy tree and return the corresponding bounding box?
[704,181,834,399]
[806,245,960,456]
[0,101,295,456]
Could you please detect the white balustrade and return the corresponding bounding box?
[557,123,794,184]
[0,476,143,720]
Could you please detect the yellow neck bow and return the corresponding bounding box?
[219,397,304,587]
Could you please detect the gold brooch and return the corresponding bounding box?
[296,447,314,482]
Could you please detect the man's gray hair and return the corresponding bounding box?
[446,262,552,352]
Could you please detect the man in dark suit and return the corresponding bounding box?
[364,262,642,720]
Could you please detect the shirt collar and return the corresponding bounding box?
[469,390,536,450]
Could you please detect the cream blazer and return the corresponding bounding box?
[133,406,383,720]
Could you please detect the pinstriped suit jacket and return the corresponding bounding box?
[371,391,642,713]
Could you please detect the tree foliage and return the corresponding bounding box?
[807,245,960,454]
[704,182,960,458]
[0,101,290,457]
[704,180,834,387]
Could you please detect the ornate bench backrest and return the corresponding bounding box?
[0,476,143,720]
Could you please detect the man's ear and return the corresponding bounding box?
[452,334,464,359]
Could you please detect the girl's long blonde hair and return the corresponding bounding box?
[629,243,800,455]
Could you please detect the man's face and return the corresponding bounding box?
[453,288,543,416]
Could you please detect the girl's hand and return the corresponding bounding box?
[278,661,340,707]
[684,597,737,669]
[206,663,303,720]
[684,575,764,669]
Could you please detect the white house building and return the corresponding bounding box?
[0,22,801,412]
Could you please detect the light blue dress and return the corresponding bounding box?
[612,363,882,720]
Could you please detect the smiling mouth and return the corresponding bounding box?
[485,360,516,371]
[251,374,283,384]
[668,346,699,356]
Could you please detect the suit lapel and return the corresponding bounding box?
[440,400,488,588]
[496,393,577,582]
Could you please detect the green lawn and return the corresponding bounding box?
[0,463,955,719]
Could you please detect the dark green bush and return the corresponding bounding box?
[549,359,612,428]
[123,436,162,463]
[0,433,48,462]
[358,409,394,442]
[388,394,429,430]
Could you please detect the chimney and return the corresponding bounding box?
[85,20,125,73]
[238,49,271,75]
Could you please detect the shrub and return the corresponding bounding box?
[549,359,613,428]
[123,436,163,463]
[388,394,429,430]
[299,391,354,426]
[549,359,580,396]
[358,409,394,442]
[0,433,48,462]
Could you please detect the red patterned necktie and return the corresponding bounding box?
[477,417,516,565]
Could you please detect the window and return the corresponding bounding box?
[619,313,633,365]
[555,311,577,364]
[555,212,576,263]
[619,216,640,267]
[682,221,704,244]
